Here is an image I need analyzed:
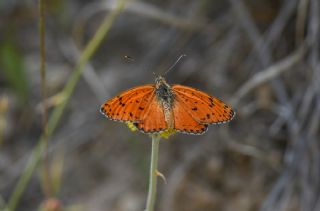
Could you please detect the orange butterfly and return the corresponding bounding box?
[100,76,235,135]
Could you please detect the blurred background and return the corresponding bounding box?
[0,0,319,210]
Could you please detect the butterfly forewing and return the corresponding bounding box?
[172,85,235,124]
[100,85,155,122]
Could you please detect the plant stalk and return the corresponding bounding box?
[145,135,161,211]
[39,0,52,198]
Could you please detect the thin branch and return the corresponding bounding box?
[296,0,310,46]
[231,44,307,106]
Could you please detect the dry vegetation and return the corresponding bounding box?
[0,0,319,210]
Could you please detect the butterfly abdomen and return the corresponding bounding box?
[155,77,176,129]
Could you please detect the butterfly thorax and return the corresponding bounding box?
[155,76,174,104]
[155,76,175,128]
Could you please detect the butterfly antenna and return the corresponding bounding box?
[164,54,187,75]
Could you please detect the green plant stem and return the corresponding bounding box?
[145,135,161,211]
[7,1,127,210]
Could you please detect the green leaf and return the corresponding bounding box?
[0,41,28,103]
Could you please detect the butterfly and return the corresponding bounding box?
[100,76,235,135]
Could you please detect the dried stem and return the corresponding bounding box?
[38,0,52,198]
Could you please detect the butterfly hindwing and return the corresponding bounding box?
[172,99,208,135]
[100,85,155,122]
[172,85,235,124]
[134,95,167,133]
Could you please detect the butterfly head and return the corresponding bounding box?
[155,75,169,89]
